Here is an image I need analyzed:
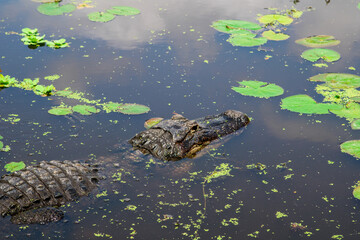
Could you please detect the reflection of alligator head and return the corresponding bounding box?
[129,110,250,161]
[0,110,249,224]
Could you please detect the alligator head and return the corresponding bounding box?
[129,110,250,161]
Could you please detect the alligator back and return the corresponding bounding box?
[0,160,100,219]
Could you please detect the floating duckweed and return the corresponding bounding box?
[4,161,26,172]
[353,184,360,200]
[301,48,341,62]
[232,80,284,98]
[275,211,288,218]
[258,14,293,25]
[204,163,232,183]
[44,74,60,81]
[295,35,340,48]
[280,94,342,114]
[262,30,289,41]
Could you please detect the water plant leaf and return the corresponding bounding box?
[88,12,115,22]
[0,75,18,87]
[232,80,284,98]
[102,102,124,113]
[37,3,76,16]
[48,106,73,115]
[106,6,140,16]
[72,105,100,115]
[262,30,289,41]
[258,14,293,25]
[0,141,3,149]
[211,20,262,34]
[227,34,267,47]
[351,119,360,130]
[4,161,26,172]
[295,35,340,48]
[144,118,164,129]
[301,48,340,62]
[330,103,360,121]
[44,74,60,81]
[288,9,303,18]
[204,163,232,183]
[280,94,342,114]
[353,185,360,200]
[309,73,360,89]
[340,140,360,159]
[117,104,150,115]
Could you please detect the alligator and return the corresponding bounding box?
[0,110,249,224]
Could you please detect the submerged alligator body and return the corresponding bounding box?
[0,110,249,224]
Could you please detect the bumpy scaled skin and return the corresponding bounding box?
[0,160,100,224]
[129,110,250,161]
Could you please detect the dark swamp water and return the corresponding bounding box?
[1,0,360,239]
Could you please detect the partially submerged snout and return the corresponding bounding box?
[129,110,250,161]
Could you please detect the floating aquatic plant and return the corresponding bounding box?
[227,34,267,47]
[301,48,341,62]
[232,80,284,98]
[0,75,18,88]
[351,119,360,130]
[72,105,100,115]
[37,2,76,16]
[258,14,293,25]
[211,20,261,34]
[20,78,39,90]
[88,12,115,22]
[48,105,73,115]
[262,30,289,41]
[107,6,140,16]
[330,103,360,121]
[280,94,341,114]
[4,161,26,172]
[353,183,360,200]
[204,163,232,183]
[20,28,46,47]
[340,140,360,159]
[295,35,340,48]
[46,39,69,49]
[0,135,10,152]
[117,103,151,115]
[287,9,303,18]
[33,84,55,96]
[309,73,360,89]
[144,118,164,129]
[44,74,60,81]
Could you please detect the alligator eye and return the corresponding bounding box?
[191,125,199,133]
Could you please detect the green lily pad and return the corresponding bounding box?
[117,104,150,115]
[106,6,140,16]
[301,48,341,62]
[288,9,303,18]
[353,185,360,200]
[330,103,360,121]
[295,35,340,48]
[88,12,115,22]
[232,80,284,98]
[351,119,360,130]
[48,106,73,115]
[102,102,124,113]
[262,30,289,41]
[258,14,293,25]
[341,140,360,159]
[144,118,164,129]
[309,73,360,89]
[72,105,100,115]
[37,3,76,16]
[0,141,3,149]
[281,94,342,114]
[211,20,262,34]
[227,34,267,47]
[4,161,26,172]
